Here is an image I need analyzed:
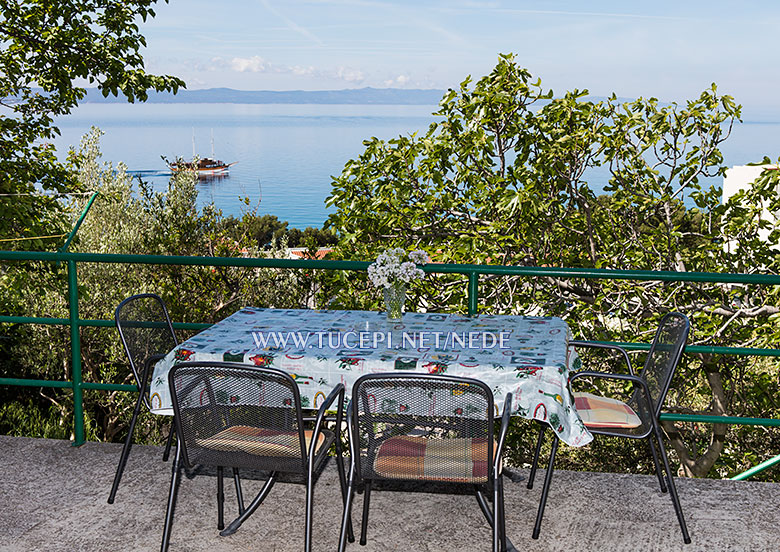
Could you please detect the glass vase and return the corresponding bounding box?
[383,283,407,321]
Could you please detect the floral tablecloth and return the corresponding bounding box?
[150,308,592,447]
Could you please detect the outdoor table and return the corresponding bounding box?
[149,307,593,447]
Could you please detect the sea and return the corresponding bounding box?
[52,103,780,230]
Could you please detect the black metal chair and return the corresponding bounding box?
[162,361,350,552]
[338,373,513,552]
[528,312,691,543]
[108,293,179,504]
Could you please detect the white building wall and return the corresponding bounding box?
[722,164,778,245]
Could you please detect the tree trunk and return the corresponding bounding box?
[662,357,728,477]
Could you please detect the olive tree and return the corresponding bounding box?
[0,127,324,443]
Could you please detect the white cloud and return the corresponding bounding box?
[335,66,365,83]
[383,74,411,87]
[291,65,316,76]
[210,56,365,84]
[230,56,270,72]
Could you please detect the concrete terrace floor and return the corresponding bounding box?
[0,435,777,552]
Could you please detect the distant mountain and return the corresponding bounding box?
[82,87,447,105]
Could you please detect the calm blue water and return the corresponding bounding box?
[53,103,437,229]
[53,103,780,229]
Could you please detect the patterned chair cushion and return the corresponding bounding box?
[373,435,498,483]
[573,392,642,429]
[197,425,325,457]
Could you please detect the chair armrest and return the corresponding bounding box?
[569,341,634,376]
[569,370,643,386]
[569,371,654,417]
[494,393,513,475]
[137,353,166,393]
[345,401,357,462]
[168,362,215,399]
[309,383,345,459]
[315,383,345,419]
[142,353,166,375]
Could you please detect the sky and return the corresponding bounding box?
[140,0,780,117]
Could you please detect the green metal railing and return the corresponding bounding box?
[1,249,779,480]
[59,191,99,255]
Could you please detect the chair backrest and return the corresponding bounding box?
[637,312,690,418]
[350,373,495,484]
[115,293,178,403]
[169,361,308,473]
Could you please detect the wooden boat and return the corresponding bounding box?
[169,157,236,176]
[169,129,236,177]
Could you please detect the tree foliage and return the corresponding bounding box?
[221,213,338,250]
[0,129,320,444]
[0,0,185,245]
[326,54,780,479]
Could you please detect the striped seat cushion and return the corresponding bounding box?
[573,392,642,429]
[196,425,325,457]
[373,435,497,483]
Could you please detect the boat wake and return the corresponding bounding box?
[127,169,172,177]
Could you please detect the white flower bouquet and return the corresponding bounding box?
[367,247,429,289]
[367,248,429,320]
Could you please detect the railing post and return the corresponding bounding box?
[730,453,780,481]
[67,258,85,446]
[468,271,479,317]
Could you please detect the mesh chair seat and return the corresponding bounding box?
[197,425,331,457]
[573,392,642,429]
[189,428,336,474]
[373,435,498,483]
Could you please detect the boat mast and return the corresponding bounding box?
[191,128,196,158]
[211,128,215,158]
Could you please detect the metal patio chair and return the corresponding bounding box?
[338,373,513,552]
[107,293,180,504]
[528,312,691,544]
[161,361,350,552]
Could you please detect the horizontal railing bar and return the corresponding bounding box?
[0,378,140,392]
[660,413,780,427]
[0,316,210,331]
[2,250,780,285]
[597,341,780,357]
[429,264,780,284]
[0,377,73,389]
[0,315,114,327]
[81,382,137,392]
[0,315,84,326]
[0,250,370,270]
